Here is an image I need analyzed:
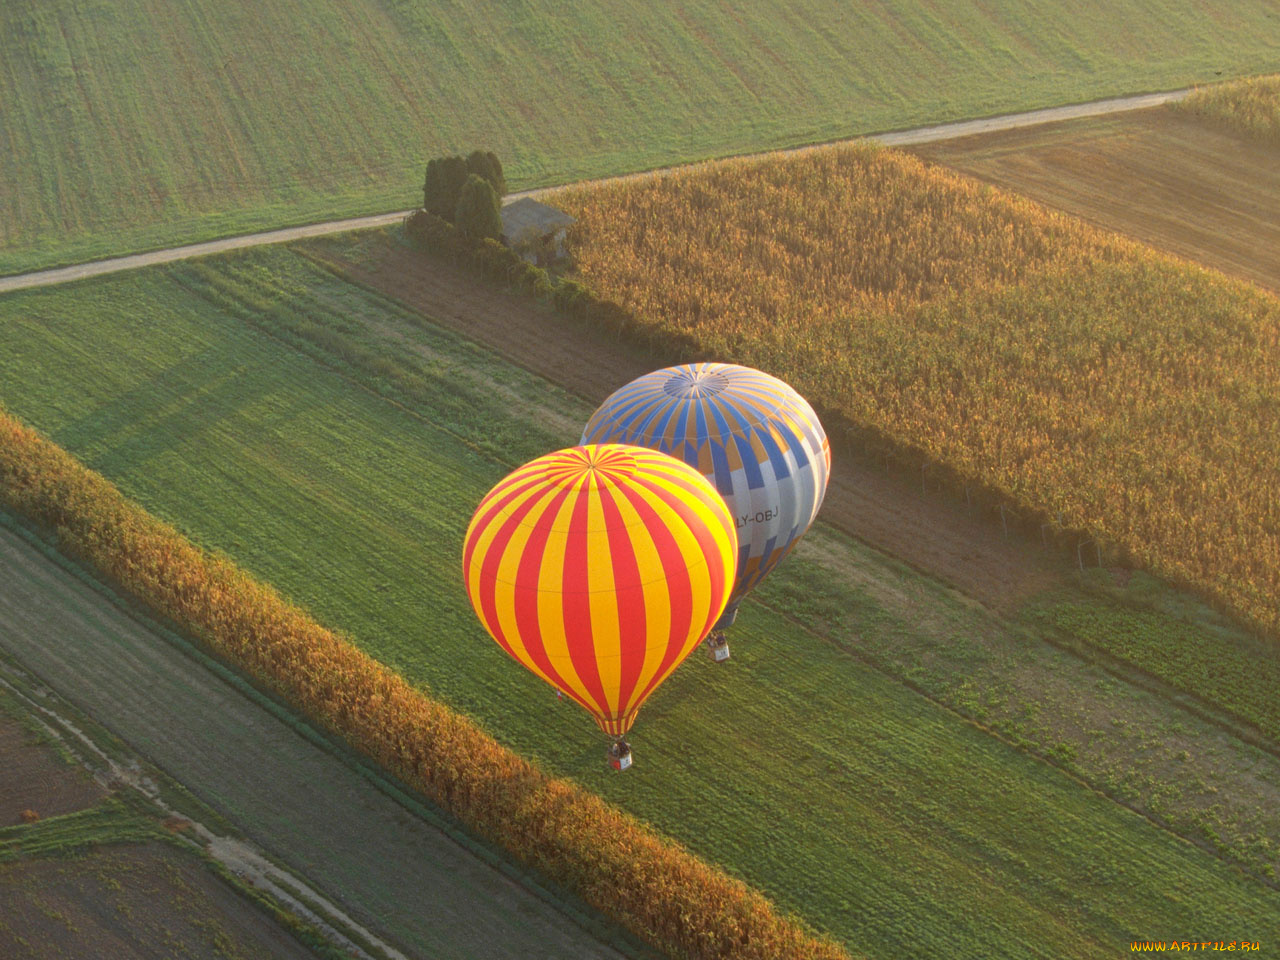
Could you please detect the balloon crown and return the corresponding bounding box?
[538,444,640,484]
[661,364,731,399]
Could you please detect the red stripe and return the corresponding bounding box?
[637,470,732,581]
[474,482,551,661]
[611,478,694,710]
[596,478,648,719]
[463,470,554,576]
[561,473,609,716]
[509,481,579,698]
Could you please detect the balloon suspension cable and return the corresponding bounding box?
[704,629,731,663]
[607,734,633,771]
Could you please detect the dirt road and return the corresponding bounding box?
[0,88,1189,295]
[0,521,637,960]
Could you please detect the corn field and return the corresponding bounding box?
[0,408,851,960]
[554,144,1280,639]
[1175,73,1280,143]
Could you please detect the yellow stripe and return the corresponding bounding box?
[638,458,738,569]
[465,477,558,623]
[623,477,715,641]
[638,463,737,662]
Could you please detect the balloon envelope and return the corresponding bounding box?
[462,444,737,736]
[582,363,829,627]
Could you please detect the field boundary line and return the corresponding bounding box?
[0,88,1191,294]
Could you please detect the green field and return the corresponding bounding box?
[5,1,1280,275]
[2,247,1278,958]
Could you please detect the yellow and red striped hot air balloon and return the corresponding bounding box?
[462,444,738,768]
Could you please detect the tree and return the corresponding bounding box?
[423,155,470,221]
[466,150,506,197]
[454,174,503,241]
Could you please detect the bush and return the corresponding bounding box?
[455,175,503,242]
[467,150,507,197]
[553,279,589,314]
[423,155,470,221]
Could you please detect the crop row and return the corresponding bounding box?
[553,144,1280,642]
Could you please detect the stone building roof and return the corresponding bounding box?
[501,197,576,244]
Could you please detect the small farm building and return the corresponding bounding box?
[501,197,575,265]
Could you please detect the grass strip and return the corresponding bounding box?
[0,798,160,863]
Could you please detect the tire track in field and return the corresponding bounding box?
[0,519,639,960]
[0,88,1191,293]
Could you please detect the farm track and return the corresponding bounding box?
[0,520,635,960]
[0,685,342,960]
[0,88,1189,295]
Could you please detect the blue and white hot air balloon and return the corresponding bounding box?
[582,362,830,660]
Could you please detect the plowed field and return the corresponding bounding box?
[910,107,1280,293]
[0,701,105,826]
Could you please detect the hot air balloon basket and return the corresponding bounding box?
[608,739,633,771]
[705,632,731,663]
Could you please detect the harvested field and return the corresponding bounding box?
[0,697,106,826]
[0,841,321,960]
[909,107,1280,293]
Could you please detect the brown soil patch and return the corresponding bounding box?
[910,108,1280,294]
[0,842,319,960]
[0,706,106,826]
[319,240,1060,611]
